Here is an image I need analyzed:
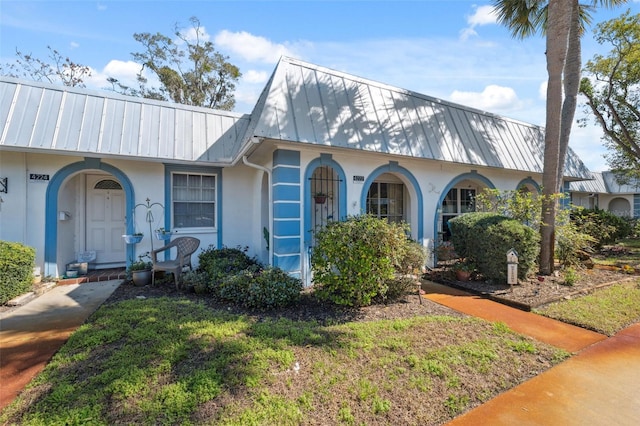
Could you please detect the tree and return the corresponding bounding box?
[579,10,640,181]
[0,46,91,87]
[112,17,241,110]
[492,0,627,274]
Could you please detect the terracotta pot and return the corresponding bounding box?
[455,270,472,281]
[314,195,327,204]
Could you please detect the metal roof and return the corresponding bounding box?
[0,76,250,165]
[249,57,591,179]
[570,171,640,194]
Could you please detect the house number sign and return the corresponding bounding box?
[29,173,50,181]
[353,175,364,184]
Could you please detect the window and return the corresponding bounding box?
[366,182,404,223]
[441,188,476,240]
[172,173,216,228]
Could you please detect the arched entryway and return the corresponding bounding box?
[608,197,631,218]
[360,161,423,241]
[45,159,134,276]
[435,172,495,243]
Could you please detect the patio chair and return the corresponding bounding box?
[151,236,200,289]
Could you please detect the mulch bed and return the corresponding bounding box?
[424,264,638,311]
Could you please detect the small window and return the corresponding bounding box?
[94,179,122,190]
[172,173,216,228]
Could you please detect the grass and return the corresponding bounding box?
[0,297,569,426]
[535,280,640,336]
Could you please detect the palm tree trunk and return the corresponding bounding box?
[556,0,582,189]
[540,0,572,275]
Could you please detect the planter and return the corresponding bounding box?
[132,269,152,286]
[123,234,143,244]
[314,195,327,204]
[155,231,171,241]
[455,270,472,281]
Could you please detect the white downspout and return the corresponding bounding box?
[242,156,273,266]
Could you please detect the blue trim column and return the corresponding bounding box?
[272,150,302,277]
[44,159,134,276]
[634,194,640,219]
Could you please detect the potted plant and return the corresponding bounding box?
[123,232,144,244]
[154,227,171,241]
[453,260,475,281]
[128,252,152,286]
[313,192,328,204]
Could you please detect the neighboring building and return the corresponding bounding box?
[0,57,592,285]
[570,171,640,218]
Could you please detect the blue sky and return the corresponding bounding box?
[2,0,639,172]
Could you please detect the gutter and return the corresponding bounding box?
[242,155,273,266]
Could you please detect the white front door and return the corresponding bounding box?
[86,175,126,267]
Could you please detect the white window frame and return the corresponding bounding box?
[171,171,217,231]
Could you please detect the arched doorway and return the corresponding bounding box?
[45,159,134,276]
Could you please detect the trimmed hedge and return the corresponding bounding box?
[449,213,539,283]
[0,241,36,304]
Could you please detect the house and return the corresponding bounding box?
[570,171,640,218]
[0,57,593,285]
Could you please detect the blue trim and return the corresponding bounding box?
[44,159,134,276]
[303,154,348,247]
[164,164,223,248]
[273,150,301,274]
[359,161,423,240]
[516,177,541,193]
[433,171,495,259]
[634,194,640,218]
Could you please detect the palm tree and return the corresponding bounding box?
[492,0,628,275]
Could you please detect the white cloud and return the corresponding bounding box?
[179,25,211,43]
[467,5,498,27]
[460,5,498,40]
[70,41,79,49]
[539,80,547,100]
[215,30,294,63]
[243,69,269,84]
[86,59,150,90]
[450,85,521,112]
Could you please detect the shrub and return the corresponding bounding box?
[182,270,210,294]
[571,208,632,249]
[217,267,302,310]
[311,215,426,307]
[0,241,36,304]
[197,245,260,285]
[245,267,302,310]
[555,211,597,267]
[448,213,539,283]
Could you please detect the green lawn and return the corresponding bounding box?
[1,297,568,426]
[535,280,640,336]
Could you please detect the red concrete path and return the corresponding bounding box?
[0,280,120,410]
[421,281,607,353]
[421,280,640,426]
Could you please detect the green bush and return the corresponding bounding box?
[216,267,302,310]
[0,241,36,304]
[245,267,303,310]
[570,208,632,249]
[449,213,539,283]
[311,215,426,307]
[197,245,260,285]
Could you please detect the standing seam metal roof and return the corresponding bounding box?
[0,76,250,164]
[248,57,591,179]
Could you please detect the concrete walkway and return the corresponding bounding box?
[0,280,121,410]
[421,281,640,426]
